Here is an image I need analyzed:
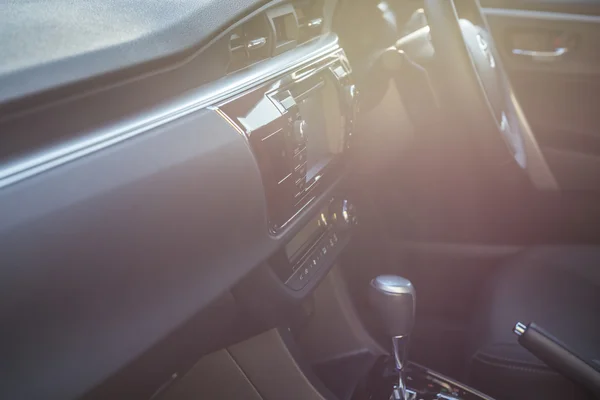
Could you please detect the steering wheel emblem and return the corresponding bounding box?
[476,34,496,69]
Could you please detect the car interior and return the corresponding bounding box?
[2,0,600,399]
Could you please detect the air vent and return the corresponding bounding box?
[267,4,299,55]
[294,1,324,43]
[227,15,272,73]
[226,2,324,73]
[228,28,247,72]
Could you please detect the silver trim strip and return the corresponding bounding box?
[277,172,293,185]
[293,79,325,102]
[261,128,283,141]
[483,7,600,23]
[271,195,316,233]
[0,34,340,189]
[294,161,307,172]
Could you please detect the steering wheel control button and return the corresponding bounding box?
[476,34,496,69]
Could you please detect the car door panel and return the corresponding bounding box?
[483,6,600,191]
[482,0,600,15]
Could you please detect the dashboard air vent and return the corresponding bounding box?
[294,1,324,43]
[267,4,299,55]
[228,28,247,72]
[227,15,272,73]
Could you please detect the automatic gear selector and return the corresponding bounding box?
[369,275,416,400]
[361,276,494,400]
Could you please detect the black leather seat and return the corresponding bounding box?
[467,246,600,400]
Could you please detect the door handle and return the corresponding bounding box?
[512,47,568,62]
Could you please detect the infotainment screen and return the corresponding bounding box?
[296,75,344,182]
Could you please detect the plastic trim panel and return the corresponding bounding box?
[0,110,271,399]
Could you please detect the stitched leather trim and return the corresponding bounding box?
[473,342,548,367]
[475,350,547,367]
[472,353,559,375]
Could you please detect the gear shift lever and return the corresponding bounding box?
[369,275,416,400]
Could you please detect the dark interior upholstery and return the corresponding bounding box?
[467,246,600,400]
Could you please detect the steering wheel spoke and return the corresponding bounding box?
[422,0,558,189]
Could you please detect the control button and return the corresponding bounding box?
[295,162,307,177]
[293,150,306,164]
[345,84,357,102]
[294,187,305,198]
[293,119,307,142]
[319,212,328,226]
[329,199,357,231]
[286,269,308,291]
[297,266,311,285]
[295,177,305,190]
[293,146,306,156]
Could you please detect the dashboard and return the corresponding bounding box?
[0,0,366,399]
[8,1,600,398]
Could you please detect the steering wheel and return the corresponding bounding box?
[422,0,557,188]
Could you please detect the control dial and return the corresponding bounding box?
[293,119,307,142]
[330,199,357,230]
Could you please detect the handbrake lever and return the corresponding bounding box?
[514,321,600,397]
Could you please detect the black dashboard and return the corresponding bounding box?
[0,0,365,399]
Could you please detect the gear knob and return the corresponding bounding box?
[368,275,416,337]
[369,275,416,400]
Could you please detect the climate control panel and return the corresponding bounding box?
[285,226,349,290]
[270,197,357,291]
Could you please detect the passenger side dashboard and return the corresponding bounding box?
[0,0,359,399]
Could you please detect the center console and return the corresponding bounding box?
[217,48,357,233]
[271,197,356,291]
[353,275,496,400]
[218,47,358,295]
[354,358,495,400]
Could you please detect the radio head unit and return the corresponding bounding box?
[218,49,357,233]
